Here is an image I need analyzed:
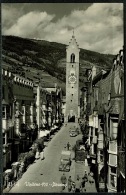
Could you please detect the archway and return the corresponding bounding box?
[68,115,75,122]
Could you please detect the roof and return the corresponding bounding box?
[66,33,79,50]
[92,70,110,85]
[61,151,71,156]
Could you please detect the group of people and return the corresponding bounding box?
[60,170,94,193]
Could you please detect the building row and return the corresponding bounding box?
[2,69,63,170]
[81,47,125,192]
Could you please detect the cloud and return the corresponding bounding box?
[2,3,123,54]
[3,11,55,38]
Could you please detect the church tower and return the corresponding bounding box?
[65,31,80,123]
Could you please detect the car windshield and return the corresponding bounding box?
[61,159,69,164]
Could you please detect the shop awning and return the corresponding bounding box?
[39,131,47,138]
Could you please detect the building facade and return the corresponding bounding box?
[84,47,125,192]
[2,69,38,169]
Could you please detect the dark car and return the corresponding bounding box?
[59,151,71,172]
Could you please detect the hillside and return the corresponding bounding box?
[2,35,114,94]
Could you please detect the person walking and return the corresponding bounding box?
[82,170,88,183]
[40,150,44,160]
[68,176,72,192]
[67,142,71,150]
[71,182,76,192]
[75,176,82,192]
[60,173,67,192]
[81,176,86,192]
[88,172,94,184]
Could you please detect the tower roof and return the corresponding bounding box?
[67,30,79,50]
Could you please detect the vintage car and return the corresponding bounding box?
[59,151,71,172]
[69,129,78,137]
[75,140,86,162]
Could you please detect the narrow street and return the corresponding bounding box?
[9,123,79,193]
[9,123,97,193]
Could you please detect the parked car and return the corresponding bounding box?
[59,151,71,172]
[75,140,86,162]
[69,129,78,137]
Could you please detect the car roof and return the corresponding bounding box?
[61,150,71,156]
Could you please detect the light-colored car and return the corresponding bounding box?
[69,129,78,137]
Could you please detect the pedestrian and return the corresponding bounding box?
[82,170,88,183]
[71,182,75,192]
[75,176,82,192]
[40,150,44,160]
[67,142,71,150]
[60,173,67,191]
[68,176,72,192]
[35,149,40,160]
[88,172,94,184]
[81,176,86,192]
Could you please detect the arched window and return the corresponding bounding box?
[70,53,75,63]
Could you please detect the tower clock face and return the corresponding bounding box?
[68,75,77,84]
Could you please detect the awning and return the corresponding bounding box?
[2,99,9,105]
[4,169,12,174]
[39,130,50,137]
[39,131,47,137]
[45,130,50,135]
[11,162,20,166]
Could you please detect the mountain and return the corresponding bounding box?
[2,35,114,94]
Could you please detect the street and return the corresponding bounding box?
[9,123,80,193]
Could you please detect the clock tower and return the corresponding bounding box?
[65,31,80,123]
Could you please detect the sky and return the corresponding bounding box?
[2,3,123,54]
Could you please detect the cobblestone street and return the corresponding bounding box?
[8,123,97,193]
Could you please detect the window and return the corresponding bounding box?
[99,150,103,162]
[110,118,118,140]
[70,53,75,63]
[109,166,117,189]
[72,87,73,88]
[3,133,5,144]
[71,100,72,102]
[72,94,73,96]
[111,167,116,174]
[2,86,5,99]
[2,106,6,119]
